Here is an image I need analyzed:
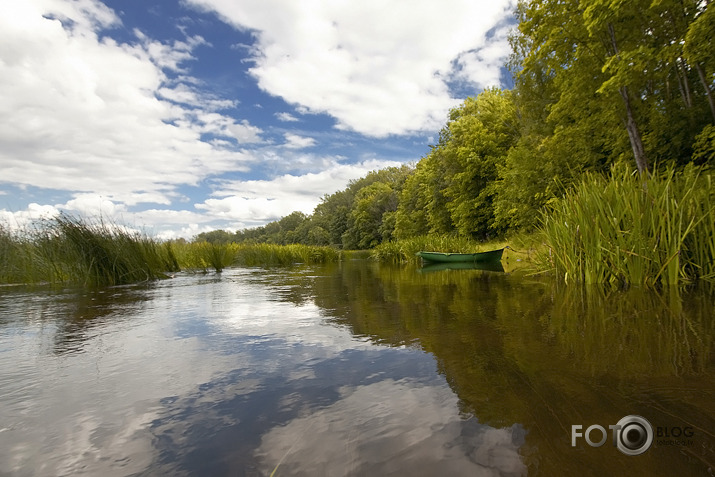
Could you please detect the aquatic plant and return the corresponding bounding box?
[233,243,341,266]
[171,241,239,272]
[170,241,341,269]
[539,163,715,285]
[0,215,179,287]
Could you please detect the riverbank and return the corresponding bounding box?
[3,164,713,289]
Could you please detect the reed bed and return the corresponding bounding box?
[170,242,341,269]
[171,241,240,272]
[0,214,179,287]
[232,243,341,266]
[371,235,509,264]
[539,164,714,286]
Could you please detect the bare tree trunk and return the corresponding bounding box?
[695,62,715,122]
[608,23,650,174]
[620,86,650,173]
[678,58,693,108]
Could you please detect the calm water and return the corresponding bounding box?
[0,261,713,476]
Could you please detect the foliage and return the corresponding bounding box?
[514,0,713,172]
[394,89,519,240]
[539,163,715,285]
[342,182,399,249]
[693,124,715,165]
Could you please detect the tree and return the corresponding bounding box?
[514,0,713,174]
[343,182,399,249]
[195,229,234,244]
[441,89,519,239]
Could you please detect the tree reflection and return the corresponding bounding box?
[298,261,715,475]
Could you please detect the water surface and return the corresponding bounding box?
[0,261,713,475]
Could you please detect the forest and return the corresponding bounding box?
[197,0,714,258]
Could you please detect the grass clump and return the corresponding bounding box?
[371,235,509,264]
[0,214,179,287]
[539,163,715,286]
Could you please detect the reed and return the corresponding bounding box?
[539,163,715,286]
[0,225,42,284]
[371,235,509,264]
[233,243,341,266]
[171,241,240,272]
[0,215,179,287]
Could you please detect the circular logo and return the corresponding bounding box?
[615,415,653,456]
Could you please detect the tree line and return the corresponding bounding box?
[198,0,714,248]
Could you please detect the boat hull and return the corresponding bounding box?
[416,249,504,264]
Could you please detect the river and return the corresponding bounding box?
[0,260,713,476]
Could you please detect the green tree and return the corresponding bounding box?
[441,89,519,239]
[515,0,712,174]
[343,182,399,249]
[394,164,430,239]
[195,229,234,244]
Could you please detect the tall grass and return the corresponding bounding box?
[371,235,508,264]
[0,214,179,287]
[233,243,341,266]
[539,163,715,286]
[170,241,341,269]
[171,241,239,272]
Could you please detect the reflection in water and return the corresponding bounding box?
[419,260,506,273]
[257,379,525,476]
[304,262,715,475]
[0,262,713,476]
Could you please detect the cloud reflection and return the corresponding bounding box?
[256,379,526,476]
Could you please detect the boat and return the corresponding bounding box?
[416,248,504,264]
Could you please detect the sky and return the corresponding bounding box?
[0,0,517,239]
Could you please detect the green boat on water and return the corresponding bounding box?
[416,248,505,264]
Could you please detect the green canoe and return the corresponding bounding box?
[416,248,504,264]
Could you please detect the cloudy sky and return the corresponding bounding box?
[0,0,516,239]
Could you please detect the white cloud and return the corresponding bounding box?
[133,29,209,72]
[197,158,401,224]
[275,112,299,122]
[182,112,264,144]
[0,0,256,205]
[0,203,60,230]
[60,193,126,217]
[257,379,526,476]
[455,24,513,89]
[282,133,316,149]
[187,0,517,137]
[157,83,236,111]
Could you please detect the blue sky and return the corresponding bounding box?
[0,0,516,239]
